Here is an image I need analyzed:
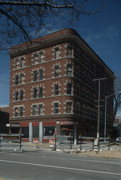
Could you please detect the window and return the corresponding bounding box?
[32,50,44,64]
[67,44,73,57]
[14,73,24,85]
[14,106,24,117]
[33,88,38,98]
[54,47,60,59]
[54,84,59,95]
[43,126,55,136]
[38,87,43,98]
[19,107,24,116]
[66,64,73,76]
[20,90,24,100]
[32,104,43,116]
[15,107,19,117]
[33,70,38,81]
[54,103,59,114]
[15,91,19,101]
[14,90,24,101]
[67,82,73,95]
[32,105,38,115]
[66,102,73,114]
[54,65,60,77]
[19,57,24,68]
[38,51,44,63]
[15,56,25,69]
[19,73,24,84]
[38,104,43,115]
[39,69,43,80]
[15,75,19,85]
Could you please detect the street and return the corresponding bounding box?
[0,151,121,180]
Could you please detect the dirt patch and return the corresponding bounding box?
[78,150,121,158]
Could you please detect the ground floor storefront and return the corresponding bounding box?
[10,116,98,142]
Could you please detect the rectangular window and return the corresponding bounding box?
[32,105,38,115]
[19,58,24,68]
[67,83,72,95]
[15,75,19,85]
[54,84,59,95]
[39,69,43,80]
[43,126,55,136]
[20,90,24,100]
[39,52,44,63]
[66,102,73,114]
[67,45,73,57]
[54,103,59,114]
[33,88,38,98]
[19,73,24,84]
[15,107,19,117]
[14,106,24,117]
[33,126,39,138]
[22,127,29,138]
[38,87,43,98]
[33,71,38,81]
[54,47,60,59]
[54,65,60,77]
[15,91,19,101]
[38,104,43,115]
[66,64,73,76]
[19,107,24,116]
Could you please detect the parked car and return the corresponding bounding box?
[116,137,121,143]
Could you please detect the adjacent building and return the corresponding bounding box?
[0,106,9,133]
[9,29,114,142]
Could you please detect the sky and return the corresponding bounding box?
[0,0,121,114]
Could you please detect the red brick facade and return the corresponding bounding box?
[9,28,114,141]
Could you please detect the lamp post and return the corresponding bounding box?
[104,91,121,139]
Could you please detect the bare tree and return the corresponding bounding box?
[113,75,121,119]
[0,0,99,50]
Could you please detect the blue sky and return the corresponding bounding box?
[0,0,121,115]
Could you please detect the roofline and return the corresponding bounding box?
[10,28,114,77]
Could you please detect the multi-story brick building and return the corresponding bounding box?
[9,28,114,142]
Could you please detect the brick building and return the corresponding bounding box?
[9,28,114,142]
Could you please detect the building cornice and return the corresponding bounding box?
[10,28,114,78]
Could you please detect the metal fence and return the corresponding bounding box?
[0,134,22,151]
[49,135,121,152]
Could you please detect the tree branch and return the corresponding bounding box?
[0,7,31,41]
[0,1,73,8]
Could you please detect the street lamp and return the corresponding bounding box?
[104,91,121,139]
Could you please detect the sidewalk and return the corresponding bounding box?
[0,142,121,159]
[21,142,50,152]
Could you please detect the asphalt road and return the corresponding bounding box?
[0,151,121,180]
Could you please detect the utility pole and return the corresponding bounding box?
[104,94,114,139]
[93,78,106,151]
